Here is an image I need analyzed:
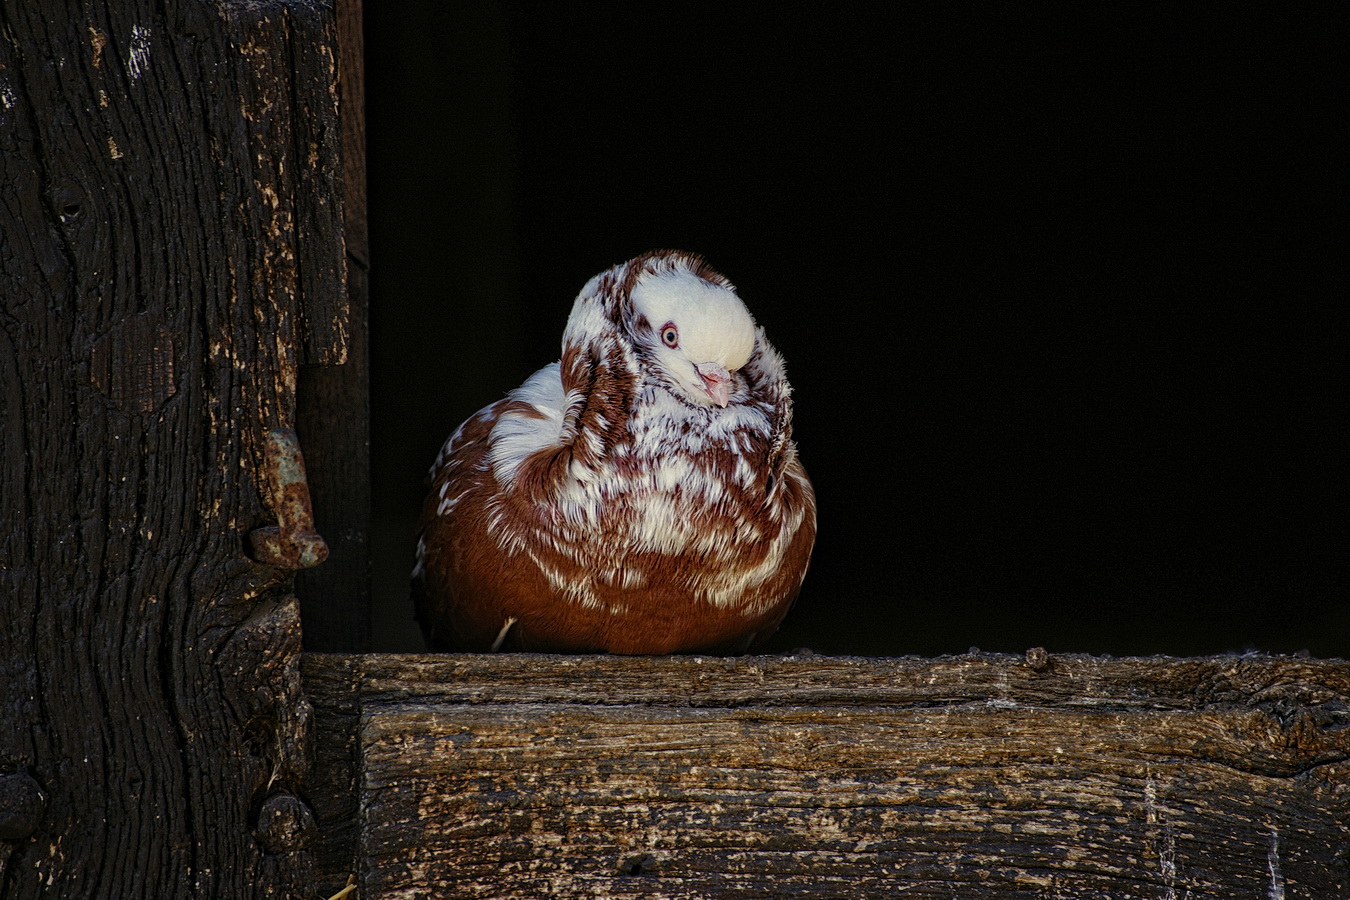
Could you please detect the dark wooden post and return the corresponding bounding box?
[297,0,371,652]
[1,2,346,896]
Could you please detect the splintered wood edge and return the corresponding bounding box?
[301,650,1350,711]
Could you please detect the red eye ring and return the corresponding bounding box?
[660,322,679,348]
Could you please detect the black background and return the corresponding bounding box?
[363,5,1344,656]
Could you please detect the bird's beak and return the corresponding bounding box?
[696,362,732,408]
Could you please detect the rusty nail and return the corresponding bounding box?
[253,791,317,854]
[1025,646,1050,671]
[249,428,329,569]
[0,770,46,841]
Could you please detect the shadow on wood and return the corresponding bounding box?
[303,652,1350,898]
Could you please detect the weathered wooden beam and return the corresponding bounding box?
[302,652,1350,898]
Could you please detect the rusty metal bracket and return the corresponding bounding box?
[249,428,329,570]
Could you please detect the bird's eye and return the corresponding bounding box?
[660,323,679,348]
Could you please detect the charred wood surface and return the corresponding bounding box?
[0,1,344,896]
[303,652,1350,899]
[296,0,371,652]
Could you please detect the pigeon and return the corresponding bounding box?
[413,250,815,654]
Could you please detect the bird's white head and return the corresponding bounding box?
[562,251,761,409]
[628,262,756,408]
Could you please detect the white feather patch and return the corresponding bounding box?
[487,362,567,488]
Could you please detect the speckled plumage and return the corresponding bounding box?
[413,250,815,654]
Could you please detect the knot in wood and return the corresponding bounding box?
[1024,646,1051,671]
[0,771,46,841]
[50,182,84,223]
[253,791,317,854]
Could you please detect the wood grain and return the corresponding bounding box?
[296,0,372,652]
[0,2,343,896]
[303,652,1350,898]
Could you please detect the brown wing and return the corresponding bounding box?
[412,399,513,650]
